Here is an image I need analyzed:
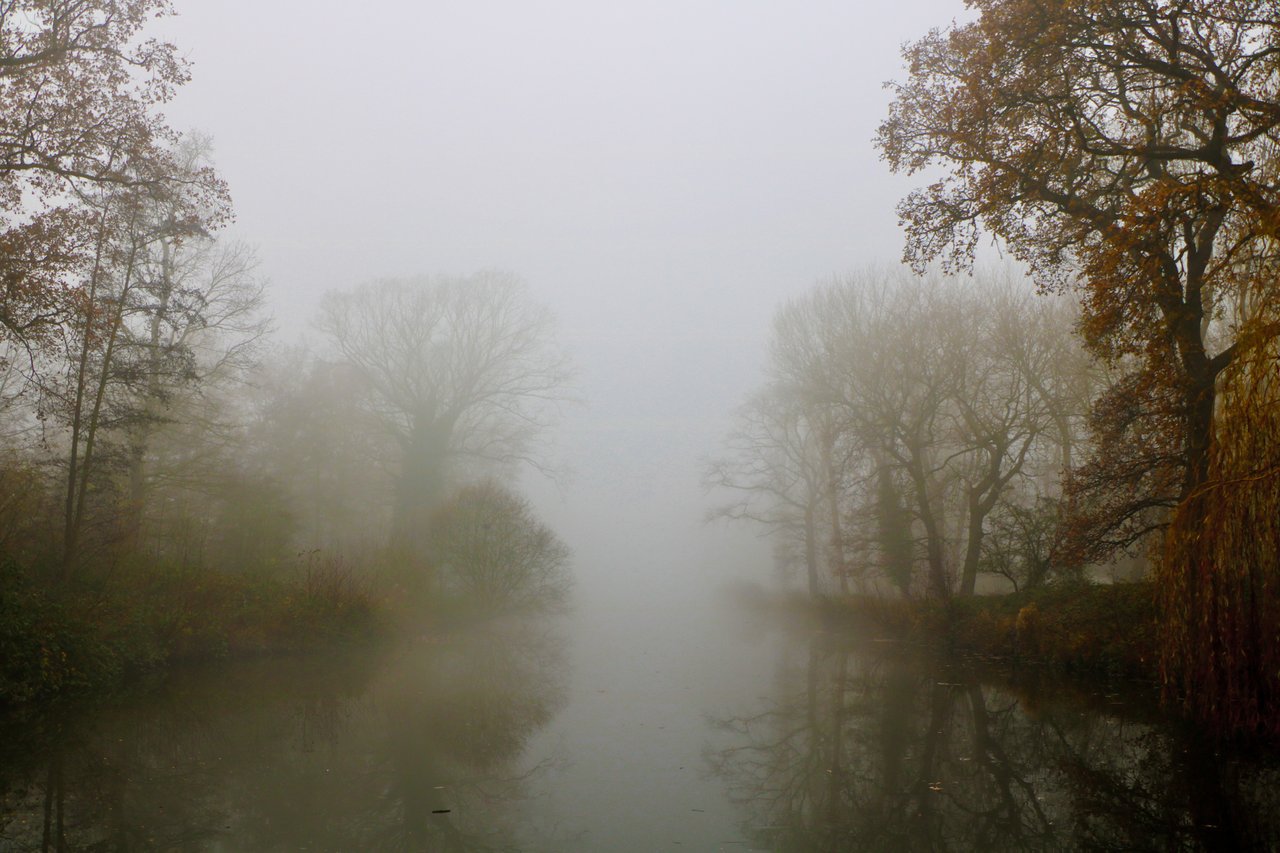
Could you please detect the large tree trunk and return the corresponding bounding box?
[390,414,455,557]
[1182,360,1218,499]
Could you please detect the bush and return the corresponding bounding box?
[423,481,572,615]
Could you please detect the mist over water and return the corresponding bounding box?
[7,0,1280,848]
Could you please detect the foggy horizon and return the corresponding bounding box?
[8,0,1276,848]
[152,0,971,600]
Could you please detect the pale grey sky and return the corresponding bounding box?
[159,0,968,592]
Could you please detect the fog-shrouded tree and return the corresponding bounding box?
[40,153,233,577]
[705,385,836,599]
[809,272,1073,598]
[30,135,250,578]
[848,279,967,598]
[711,268,1086,600]
[422,479,571,613]
[877,0,1280,734]
[315,272,571,556]
[121,137,268,549]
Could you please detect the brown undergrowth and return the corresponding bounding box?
[0,554,383,707]
[824,582,1159,683]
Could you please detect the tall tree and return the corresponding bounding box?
[877,0,1280,556]
[119,138,265,546]
[315,272,570,555]
[705,385,834,598]
[41,140,233,577]
[878,0,1280,730]
[711,269,1077,599]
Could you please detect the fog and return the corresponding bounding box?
[156,0,965,607]
[14,0,1280,848]
[137,10,972,839]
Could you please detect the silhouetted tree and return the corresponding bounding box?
[315,272,570,557]
[424,480,571,613]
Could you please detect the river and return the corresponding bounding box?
[2,570,1279,851]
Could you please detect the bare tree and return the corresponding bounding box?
[32,136,257,577]
[846,279,962,598]
[711,267,1088,599]
[315,271,571,554]
[121,138,269,546]
[705,386,832,598]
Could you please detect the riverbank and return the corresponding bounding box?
[823,581,1160,683]
[0,558,384,707]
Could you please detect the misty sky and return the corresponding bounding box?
[159,0,969,594]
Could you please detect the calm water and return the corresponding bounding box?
[2,587,1279,851]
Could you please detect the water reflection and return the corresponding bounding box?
[709,633,1280,852]
[0,620,567,851]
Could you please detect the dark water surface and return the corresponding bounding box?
[2,588,1279,851]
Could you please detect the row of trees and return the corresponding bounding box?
[718,0,1280,736]
[0,0,571,616]
[870,0,1280,735]
[879,0,1280,736]
[2,264,572,610]
[708,269,1095,599]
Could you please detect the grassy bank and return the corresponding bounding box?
[0,558,384,707]
[824,581,1159,682]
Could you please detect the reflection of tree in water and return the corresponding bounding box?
[709,635,1280,852]
[0,621,569,851]
[368,621,570,851]
[0,690,267,851]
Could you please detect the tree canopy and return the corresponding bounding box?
[879,0,1280,734]
[0,0,218,356]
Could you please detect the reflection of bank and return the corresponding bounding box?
[0,620,569,851]
[707,632,1280,851]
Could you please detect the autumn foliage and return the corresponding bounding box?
[1160,311,1280,736]
[879,0,1280,734]
[0,0,203,356]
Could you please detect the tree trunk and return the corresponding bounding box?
[1182,361,1217,499]
[803,501,821,600]
[821,427,849,595]
[122,239,175,552]
[390,415,454,556]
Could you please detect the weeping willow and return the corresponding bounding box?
[1159,308,1280,737]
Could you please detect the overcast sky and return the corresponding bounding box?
[159,0,969,594]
